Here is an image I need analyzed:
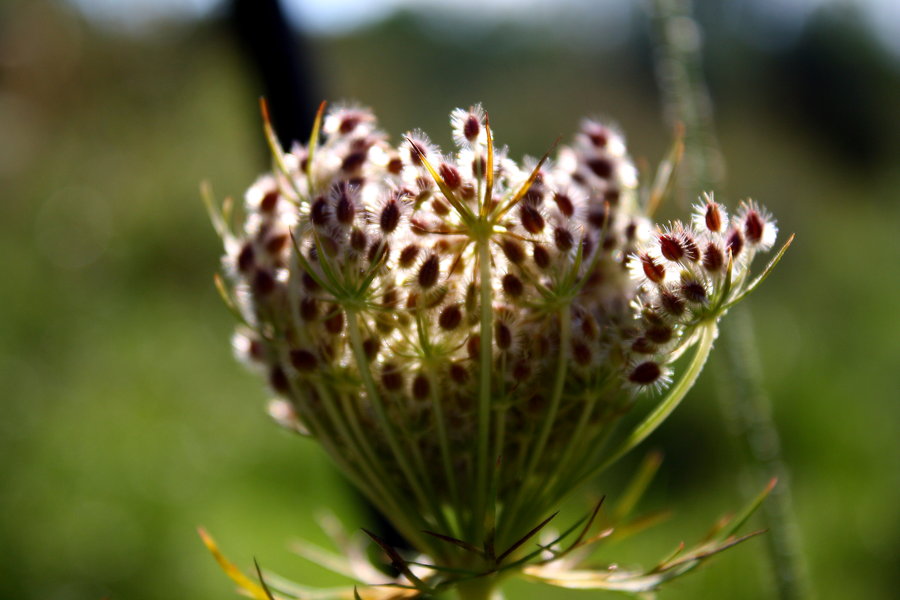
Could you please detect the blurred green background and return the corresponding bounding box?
[1,0,898,598]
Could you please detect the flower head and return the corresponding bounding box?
[206,102,791,598]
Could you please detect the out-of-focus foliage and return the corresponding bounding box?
[0,1,897,599]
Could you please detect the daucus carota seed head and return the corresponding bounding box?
[209,101,789,595]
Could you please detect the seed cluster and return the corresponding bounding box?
[215,104,779,549]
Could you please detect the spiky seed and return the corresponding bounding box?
[350,228,367,252]
[439,163,462,189]
[726,229,744,258]
[495,322,513,350]
[260,190,279,213]
[463,114,480,141]
[299,297,317,321]
[681,279,707,303]
[310,197,329,226]
[533,244,551,269]
[439,304,463,330]
[629,361,662,385]
[744,210,764,243]
[659,234,684,261]
[418,254,440,289]
[587,157,613,179]
[554,227,574,252]
[521,205,545,234]
[553,192,575,217]
[399,244,420,268]
[502,274,524,298]
[703,242,725,272]
[380,200,401,233]
[705,202,723,232]
[237,243,255,273]
[324,310,344,334]
[381,364,403,390]
[501,239,525,264]
[253,269,277,296]
[290,349,317,372]
[640,254,666,284]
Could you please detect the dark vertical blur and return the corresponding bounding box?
[229,0,319,149]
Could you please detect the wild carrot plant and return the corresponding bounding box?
[202,101,790,599]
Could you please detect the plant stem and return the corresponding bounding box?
[648,1,811,598]
[455,577,497,600]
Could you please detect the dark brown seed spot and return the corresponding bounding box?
[383,287,399,307]
[310,197,329,226]
[363,337,381,360]
[659,234,684,261]
[439,304,463,330]
[253,269,277,296]
[554,227,574,252]
[341,151,367,172]
[553,192,574,217]
[265,234,289,255]
[398,244,420,268]
[269,366,290,394]
[418,254,440,289]
[533,244,551,269]
[260,190,279,213]
[682,234,700,262]
[380,200,401,233]
[463,114,480,141]
[466,335,480,360]
[573,342,592,366]
[350,228,367,252]
[387,157,403,174]
[587,157,613,179]
[237,243,255,273]
[641,255,665,284]
[472,156,486,177]
[646,325,673,344]
[381,365,403,391]
[325,310,344,334]
[660,289,685,316]
[290,349,317,372]
[745,211,764,243]
[587,205,608,229]
[449,363,469,385]
[605,188,621,204]
[705,203,723,232]
[412,374,430,400]
[439,163,462,189]
[629,361,662,385]
[726,229,744,258]
[495,322,512,350]
[520,204,545,234]
[501,239,525,264]
[335,195,355,225]
[302,271,319,291]
[408,141,426,166]
[299,297,318,321]
[703,243,724,272]
[681,280,707,303]
[432,198,450,216]
[339,116,360,134]
[512,360,531,380]
[502,273,524,298]
[631,337,656,354]
[368,238,387,263]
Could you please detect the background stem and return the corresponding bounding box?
[648,1,812,598]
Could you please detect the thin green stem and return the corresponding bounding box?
[474,237,494,542]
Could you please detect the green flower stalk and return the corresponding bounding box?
[204,101,791,599]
